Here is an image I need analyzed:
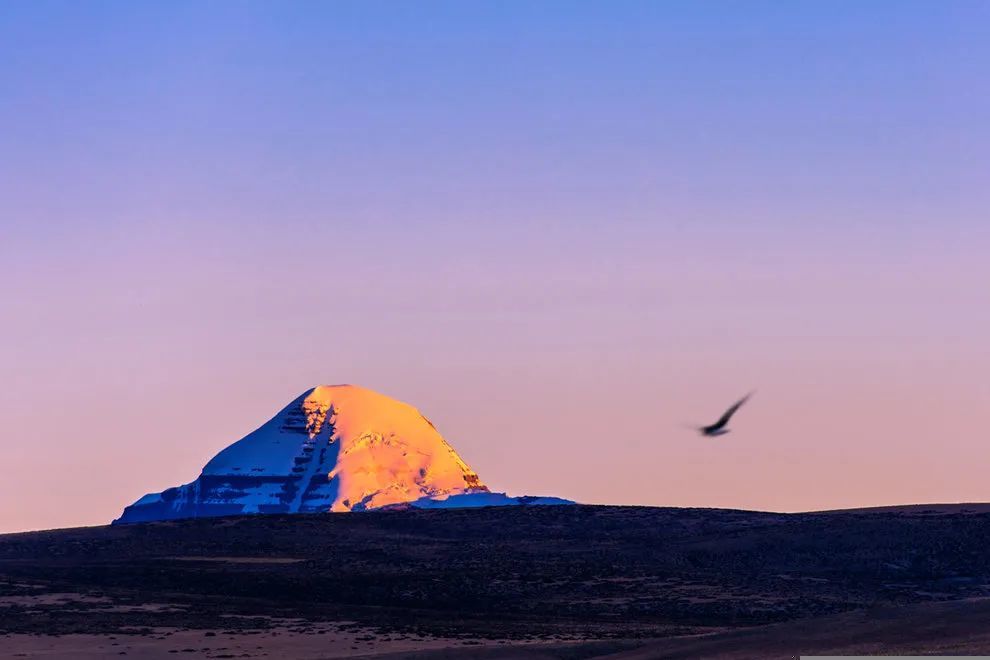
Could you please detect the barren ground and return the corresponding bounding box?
[2,504,990,658]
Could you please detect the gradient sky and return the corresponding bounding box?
[2,2,988,533]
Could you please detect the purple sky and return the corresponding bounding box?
[1,2,988,532]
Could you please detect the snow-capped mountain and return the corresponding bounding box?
[115,385,572,524]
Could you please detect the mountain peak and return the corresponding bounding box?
[116,385,492,523]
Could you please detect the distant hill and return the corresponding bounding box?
[815,502,990,515]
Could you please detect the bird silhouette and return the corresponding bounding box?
[697,392,753,437]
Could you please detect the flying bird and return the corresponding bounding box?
[697,392,754,437]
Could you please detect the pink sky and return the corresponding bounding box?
[1,2,988,532]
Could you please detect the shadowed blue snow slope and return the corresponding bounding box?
[378,492,575,511]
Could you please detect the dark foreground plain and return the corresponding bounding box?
[3,504,990,658]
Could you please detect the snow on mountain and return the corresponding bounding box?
[115,385,572,524]
[378,492,575,511]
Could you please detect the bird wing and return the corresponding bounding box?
[711,392,753,429]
